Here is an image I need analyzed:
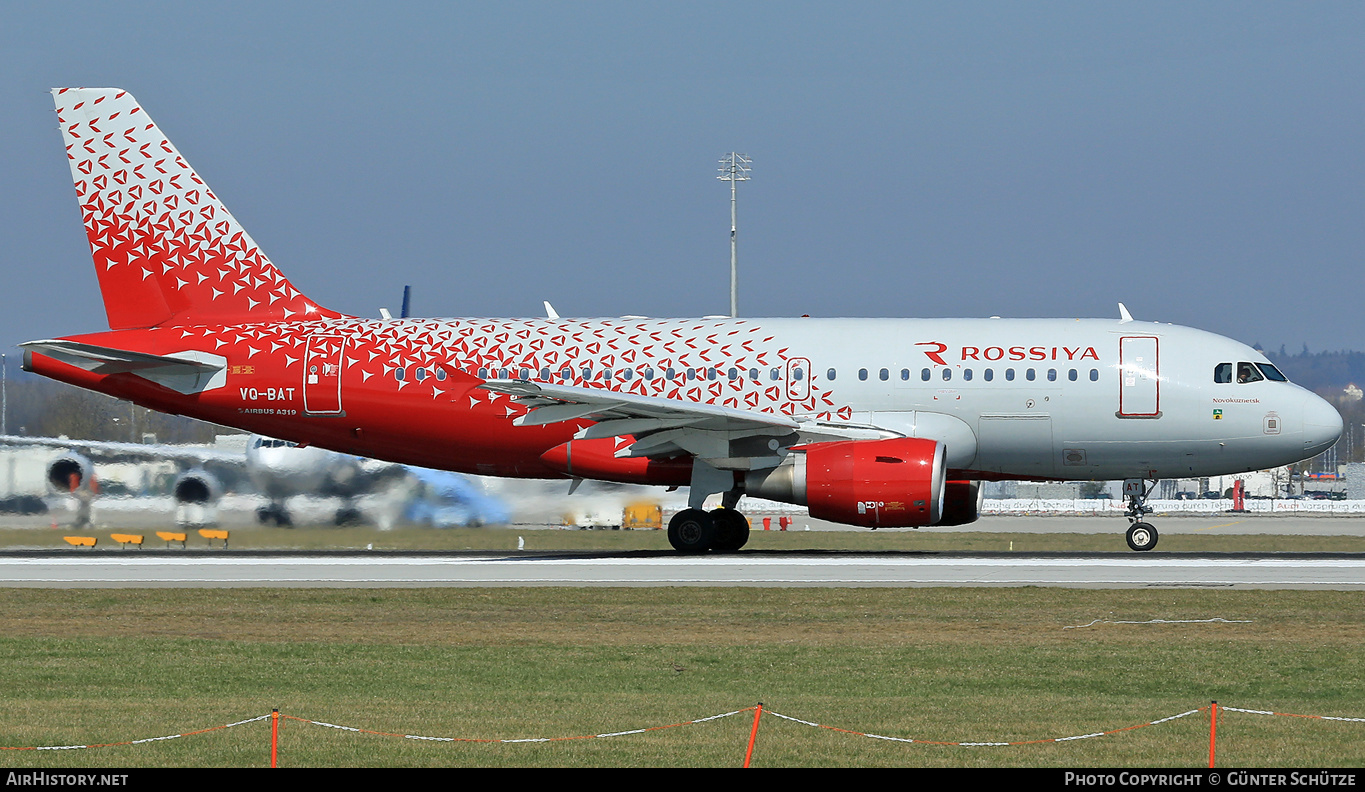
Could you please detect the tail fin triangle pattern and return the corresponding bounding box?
[52,87,340,330]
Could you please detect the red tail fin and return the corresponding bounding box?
[52,88,340,329]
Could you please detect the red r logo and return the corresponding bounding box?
[916,341,948,366]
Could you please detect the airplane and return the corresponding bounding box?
[20,88,1343,553]
[0,432,507,528]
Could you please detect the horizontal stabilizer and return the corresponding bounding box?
[21,340,227,395]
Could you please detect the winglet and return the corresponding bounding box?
[1118,303,1134,324]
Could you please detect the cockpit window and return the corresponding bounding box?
[1236,362,1264,384]
[1214,363,1232,384]
[1256,363,1288,382]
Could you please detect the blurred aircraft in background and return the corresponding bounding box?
[0,433,508,528]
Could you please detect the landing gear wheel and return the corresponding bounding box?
[1126,522,1158,552]
[667,508,716,553]
[256,504,293,527]
[334,507,364,526]
[710,509,750,553]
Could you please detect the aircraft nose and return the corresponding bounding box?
[1302,391,1343,457]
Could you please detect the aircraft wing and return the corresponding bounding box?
[480,380,893,470]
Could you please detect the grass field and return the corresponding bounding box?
[1,587,1363,767]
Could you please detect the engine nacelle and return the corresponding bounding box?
[47,453,95,494]
[173,468,221,505]
[746,437,946,527]
[173,468,221,528]
[938,480,983,527]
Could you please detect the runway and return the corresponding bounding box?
[2,550,1364,589]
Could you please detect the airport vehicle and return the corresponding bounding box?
[0,432,507,528]
[22,88,1343,552]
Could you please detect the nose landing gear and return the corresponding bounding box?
[1123,478,1158,551]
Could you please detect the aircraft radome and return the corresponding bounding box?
[22,88,1343,552]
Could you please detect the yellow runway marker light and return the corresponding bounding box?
[156,531,187,548]
[110,533,143,549]
[63,536,96,548]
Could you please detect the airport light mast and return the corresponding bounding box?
[717,153,751,318]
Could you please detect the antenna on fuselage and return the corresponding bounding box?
[1118,303,1134,324]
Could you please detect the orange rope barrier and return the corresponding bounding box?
[763,706,1210,747]
[1,702,1361,760]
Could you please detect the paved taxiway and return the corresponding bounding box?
[2,550,1364,589]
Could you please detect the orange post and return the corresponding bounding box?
[1208,701,1218,768]
[743,702,764,768]
[271,709,279,768]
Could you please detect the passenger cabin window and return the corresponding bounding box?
[1090,369,1099,381]
[827,368,837,381]
[942,368,952,381]
[879,368,889,381]
[859,368,868,381]
[921,368,931,382]
[984,368,994,382]
[963,369,973,381]
[1068,369,1077,382]
[900,369,910,381]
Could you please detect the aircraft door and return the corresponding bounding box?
[303,335,345,415]
[1118,336,1160,418]
[786,357,811,402]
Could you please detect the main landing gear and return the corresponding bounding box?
[1123,478,1158,552]
[667,508,751,553]
[256,501,293,527]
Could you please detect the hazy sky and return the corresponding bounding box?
[2,2,1363,355]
